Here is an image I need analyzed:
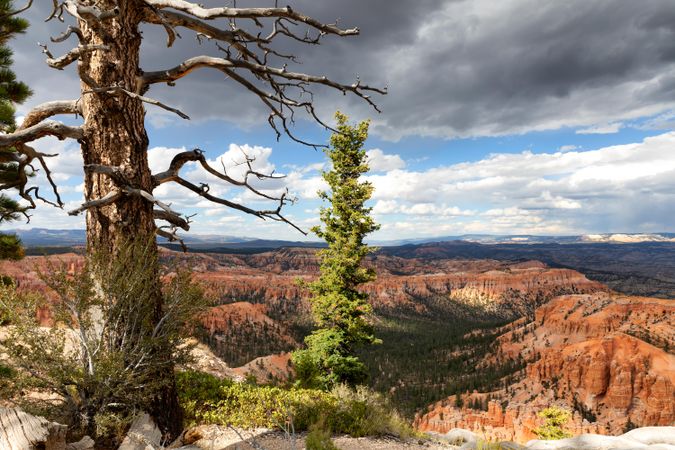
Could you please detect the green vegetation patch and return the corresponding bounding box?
[177,370,414,437]
[361,313,523,417]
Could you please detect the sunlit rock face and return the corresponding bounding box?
[415,293,675,442]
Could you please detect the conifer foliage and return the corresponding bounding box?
[0,0,31,258]
[0,0,31,129]
[293,112,380,389]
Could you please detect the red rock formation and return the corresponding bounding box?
[415,293,675,442]
[0,249,604,318]
[197,302,297,367]
[192,249,605,319]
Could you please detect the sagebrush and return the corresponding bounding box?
[0,240,207,444]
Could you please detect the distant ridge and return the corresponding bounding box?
[4,227,675,248]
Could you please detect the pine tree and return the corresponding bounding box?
[534,406,573,440]
[0,0,31,129]
[0,0,31,259]
[293,112,380,389]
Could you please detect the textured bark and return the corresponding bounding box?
[78,0,153,251]
[76,0,182,439]
[0,407,67,450]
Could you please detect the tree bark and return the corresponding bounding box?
[77,0,182,440]
[0,407,67,450]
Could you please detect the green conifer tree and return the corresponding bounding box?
[534,406,573,440]
[293,112,380,389]
[0,0,31,260]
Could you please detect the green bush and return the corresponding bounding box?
[306,418,339,450]
[0,240,208,445]
[328,384,412,438]
[177,370,414,438]
[534,406,572,440]
[0,363,15,397]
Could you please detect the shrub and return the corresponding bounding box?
[178,370,336,431]
[177,370,414,438]
[306,418,339,450]
[328,384,412,438]
[0,240,208,445]
[533,406,572,440]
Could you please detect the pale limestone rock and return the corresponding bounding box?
[624,427,675,446]
[66,436,95,450]
[525,426,675,449]
[118,413,162,450]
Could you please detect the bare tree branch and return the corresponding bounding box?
[152,148,280,201]
[141,2,180,47]
[50,26,85,44]
[19,100,82,130]
[62,0,119,23]
[41,43,109,70]
[68,190,122,216]
[84,86,190,120]
[121,186,181,218]
[141,56,384,98]
[0,106,80,209]
[142,8,260,58]
[140,55,385,147]
[150,148,305,234]
[156,227,187,251]
[0,143,64,208]
[153,209,190,231]
[0,120,83,147]
[144,0,359,37]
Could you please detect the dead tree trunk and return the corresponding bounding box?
[0,407,67,450]
[78,0,154,251]
[77,0,182,439]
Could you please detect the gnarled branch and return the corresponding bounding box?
[0,143,64,208]
[152,148,281,201]
[84,86,189,120]
[154,209,190,231]
[144,0,359,37]
[62,0,119,22]
[68,190,122,216]
[19,100,81,130]
[156,227,187,251]
[141,55,385,146]
[151,148,305,235]
[50,26,84,44]
[0,120,83,147]
[41,43,109,70]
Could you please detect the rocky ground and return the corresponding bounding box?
[5,406,675,450]
[179,426,675,450]
[179,426,453,450]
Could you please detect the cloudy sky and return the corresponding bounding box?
[4,0,675,241]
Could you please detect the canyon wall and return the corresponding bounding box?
[415,293,674,442]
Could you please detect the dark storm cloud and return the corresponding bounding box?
[10,0,675,139]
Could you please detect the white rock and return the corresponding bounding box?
[118,413,162,450]
[442,428,478,446]
[66,436,95,450]
[623,428,675,446]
